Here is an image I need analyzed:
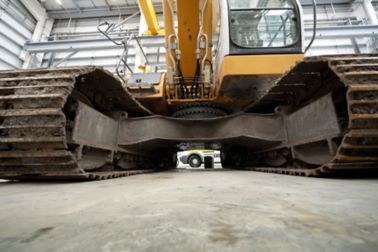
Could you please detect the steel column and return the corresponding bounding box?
[363,0,378,24]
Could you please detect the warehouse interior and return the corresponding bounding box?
[0,0,378,251]
[1,0,378,71]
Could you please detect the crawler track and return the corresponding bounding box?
[1,56,377,180]
[0,67,154,180]
[248,55,378,176]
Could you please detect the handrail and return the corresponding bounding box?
[97,17,151,80]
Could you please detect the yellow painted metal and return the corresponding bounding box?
[131,73,168,114]
[137,0,163,35]
[161,0,213,78]
[217,54,304,82]
[148,2,304,113]
[163,0,175,70]
[177,0,200,78]
[144,29,165,35]
[213,54,304,101]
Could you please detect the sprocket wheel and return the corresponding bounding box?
[171,103,227,119]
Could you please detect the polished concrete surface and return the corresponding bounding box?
[0,170,377,252]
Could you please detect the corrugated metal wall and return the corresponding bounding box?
[41,13,165,72]
[0,0,36,69]
[40,2,374,71]
[13,0,377,72]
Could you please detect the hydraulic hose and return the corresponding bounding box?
[305,0,317,53]
[177,61,188,98]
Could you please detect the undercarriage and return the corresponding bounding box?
[0,55,377,180]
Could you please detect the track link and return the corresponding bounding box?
[0,67,153,180]
[249,55,378,176]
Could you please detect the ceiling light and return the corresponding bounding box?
[56,0,63,5]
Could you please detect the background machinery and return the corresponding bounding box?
[0,0,377,180]
[177,149,222,169]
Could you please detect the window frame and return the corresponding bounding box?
[227,0,303,54]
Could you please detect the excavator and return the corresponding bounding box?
[0,0,377,180]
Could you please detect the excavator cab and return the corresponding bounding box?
[227,0,303,54]
[213,0,305,113]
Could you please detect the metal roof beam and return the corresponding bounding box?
[71,0,83,13]
[47,4,163,19]
[303,24,378,38]
[24,25,378,53]
[299,0,360,5]
[104,0,112,10]
[24,35,166,53]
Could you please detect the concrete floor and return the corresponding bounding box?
[0,170,377,252]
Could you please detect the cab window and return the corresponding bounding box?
[228,0,299,48]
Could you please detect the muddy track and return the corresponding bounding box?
[0,67,154,180]
[0,57,377,180]
[248,55,378,176]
